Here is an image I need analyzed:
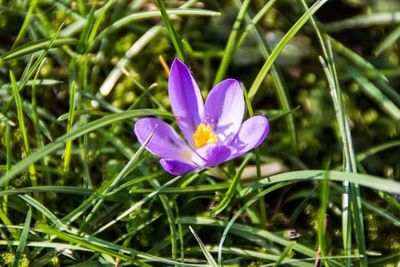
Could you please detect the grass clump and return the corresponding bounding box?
[0,0,400,266]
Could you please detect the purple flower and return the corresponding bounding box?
[134,58,269,175]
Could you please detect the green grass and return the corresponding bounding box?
[1,0,400,266]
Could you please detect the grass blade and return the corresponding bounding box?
[12,208,32,267]
[317,173,330,267]
[238,0,297,151]
[207,154,252,217]
[94,174,183,235]
[324,12,400,32]
[348,66,400,120]
[248,0,327,100]
[236,0,278,47]
[0,109,171,186]
[155,0,188,63]
[94,9,220,43]
[12,0,39,48]
[373,23,400,56]
[213,0,250,84]
[10,71,38,197]
[180,216,317,258]
[240,170,400,196]
[1,37,76,62]
[329,37,400,106]
[272,242,296,267]
[189,226,218,267]
[62,81,77,174]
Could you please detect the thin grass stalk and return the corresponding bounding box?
[236,0,278,48]
[0,109,170,186]
[183,216,319,260]
[205,245,313,266]
[317,173,330,267]
[92,9,220,47]
[77,130,156,228]
[12,0,39,48]
[76,0,86,15]
[12,208,32,267]
[31,58,50,187]
[156,0,188,63]
[207,154,252,217]
[78,54,92,188]
[0,129,19,242]
[98,0,199,97]
[213,0,251,84]
[0,209,18,241]
[324,12,400,32]
[240,170,400,197]
[129,183,230,195]
[298,1,367,262]
[87,0,117,47]
[320,49,367,266]
[62,82,77,174]
[238,0,324,152]
[248,0,327,100]
[298,0,328,59]
[37,227,151,267]
[76,11,95,188]
[99,25,161,96]
[373,23,400,56]
[347,67,400,120]
[243,83,266,226]
[217,183,290,266]
[319,56,352,266]
[37,224,205,266]
[94,174,183,235]
[272,242,296,267]
[326,41,367,267]
[299,0,351,263]
[1,25,64,114]
[150,179,178,261]
[10,71,39,200]
[328,36,400,107]
[189,226,218,266]
[357,140,400,162]
[72,130,151,228]
[3,124,12,213]
[174,204,185,262]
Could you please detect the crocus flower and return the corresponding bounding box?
[134,58,269,175]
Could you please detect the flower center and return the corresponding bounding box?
[192,123,218,148]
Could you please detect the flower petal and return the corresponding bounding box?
[134,118,192,162]
[204,79,244,143]
[169,58,204,145]
[160,159,197,175]
[192,145,231,168]
[229,115,269,159]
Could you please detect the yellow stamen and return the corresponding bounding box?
[192,123,218,148]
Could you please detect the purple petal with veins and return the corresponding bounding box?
[168,58,204,146]
[160,159,197,175]
[192,145,231,168]
[204,79,244,144]
[134,118,192,162]
[228,116,270,159]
